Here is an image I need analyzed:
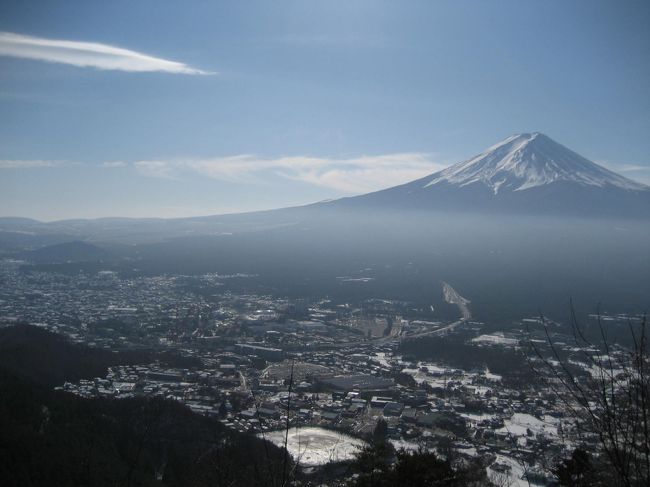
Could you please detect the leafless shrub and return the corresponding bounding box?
[526,306,649,487]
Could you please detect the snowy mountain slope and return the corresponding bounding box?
[331,133,650,218]
[423,133,646,193]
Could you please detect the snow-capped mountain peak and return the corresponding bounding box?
[423,132,647,194]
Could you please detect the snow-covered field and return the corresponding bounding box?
[389,438,421,452]
[490,454,528,487]
[401,366,448,389]
[471,333,519,347]
[484,369,502,381]
[400,360,501,394]
[262,427,366,466]
[459,412,497,423]
[497,413,559,439]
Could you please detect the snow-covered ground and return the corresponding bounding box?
[373,352,392,368]
[262,427,366,466]
[484,368,502,381]
[401,360,500,394]
[568,357,625,380]
[401,366,448,389]
[459,412,497,423]
[491,454,529,487]
[389,438,421,452]
[471,333,519,347]
[497,413,559,439]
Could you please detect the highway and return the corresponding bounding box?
[322,282,472,349]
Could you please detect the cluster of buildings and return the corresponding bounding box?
[2,258,634,486]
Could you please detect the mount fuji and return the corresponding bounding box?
[329,133,650,218]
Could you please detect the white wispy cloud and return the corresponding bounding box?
[101,161,127,168]
[598,160,650,185]
[0,31,213,74]
[0,153,449,193]
[0,159,63,169]
[134,153,448,193]
[134,160,180,179]
[598,160,649,173]
[617,164,650,173]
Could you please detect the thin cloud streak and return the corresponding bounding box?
[618,164,650,173]
[134,160,179,179]
[101,161,127,168]
[598,160,650,173]
[134,153,448,193]
[0,32,213,74]
[0,159,63,169]
[598,160,650,185]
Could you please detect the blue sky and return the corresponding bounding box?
[1,0,649,220]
